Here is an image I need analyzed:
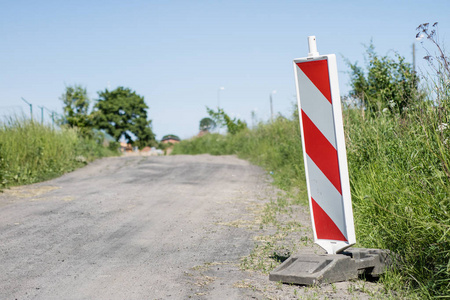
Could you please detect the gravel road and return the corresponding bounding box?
[0,155,382,299]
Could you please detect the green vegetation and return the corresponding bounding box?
[60,84,93,137]
[206,107,248,135]
[199,117,216,133]
[344,102,449,297]
[346,43,420,114]
[344,23,449,297]
[60,85,156,149]
[94,87,156,149]
[173,24,449,298]
[2,84,155,189]
[0,116,118,189]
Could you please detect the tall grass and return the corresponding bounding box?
[173,103,449,297]
[344,103,449,297]
[0,116,118,188]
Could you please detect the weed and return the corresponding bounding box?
[331,283,337,293]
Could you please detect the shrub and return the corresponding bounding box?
[206,107,248,135]
[346,43,420,114]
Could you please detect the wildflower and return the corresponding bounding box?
[389,100,396,108]
[437,123,448,132]
[382,108,389,113]
[75,155,87,163]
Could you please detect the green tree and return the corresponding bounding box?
[161,134,180,141]
[347,43,419,114]
[60,85,93,137]
[93,87,155,148]
[199,117,216,132]
[206,107,247,135]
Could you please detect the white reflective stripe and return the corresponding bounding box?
[296,65,337,149]
[306,155,347,239]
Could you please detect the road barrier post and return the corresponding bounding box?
[269,36,391,285]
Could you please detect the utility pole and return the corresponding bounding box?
[217,87,225,109]
[251,110,256,128]
[21,97,33,120]
[270,90,276,122]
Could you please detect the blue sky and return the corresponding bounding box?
[1,0,449,140]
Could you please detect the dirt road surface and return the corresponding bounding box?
[0,155,382,299]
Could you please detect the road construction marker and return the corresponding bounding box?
[293,36,355,255]
[269,37,391,285]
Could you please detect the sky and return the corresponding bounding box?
[1,0,449,140]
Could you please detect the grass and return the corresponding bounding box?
[173,101,449,297]
[344,103,450,297]
[0,116,118,189]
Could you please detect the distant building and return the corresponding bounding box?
[120,142,133,152]
[161,134,181,144]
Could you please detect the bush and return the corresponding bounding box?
[206,107,248,135]
[346,43,420,114]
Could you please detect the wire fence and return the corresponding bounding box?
[0,98,62,127]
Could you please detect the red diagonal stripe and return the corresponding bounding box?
[311,197,347,241]
[296,60,332,104]
[302,110,341,194]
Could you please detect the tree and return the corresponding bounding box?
[93,87,155,148]
[347,43,419,114]
[60,85,92,136]
[161,134,180,142]
[199,117,216,132]
[206,107,247,135]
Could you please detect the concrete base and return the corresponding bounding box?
[269,248,391,285]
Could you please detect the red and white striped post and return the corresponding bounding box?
[294,36,356,254]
